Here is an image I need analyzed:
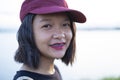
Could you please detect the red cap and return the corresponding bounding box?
[20,0,86,23]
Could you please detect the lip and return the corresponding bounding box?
[50,42,65,50]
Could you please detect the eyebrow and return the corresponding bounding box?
[39,19,51,22]
[64,18,70,21]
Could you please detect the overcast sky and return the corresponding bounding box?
[0,0,120,28]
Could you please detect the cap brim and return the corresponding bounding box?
[30,6,86,23]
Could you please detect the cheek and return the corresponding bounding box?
[66,30,73,42]
[34,32,45,47]
[34,31,53,50]
[34,33,50,45]
[34,35,49,53]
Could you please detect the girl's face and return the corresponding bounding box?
[33,13,72,59]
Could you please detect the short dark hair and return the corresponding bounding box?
[14,13,76,69]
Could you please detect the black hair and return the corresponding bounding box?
[14,13,76,69]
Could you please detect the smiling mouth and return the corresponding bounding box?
[50,43,65,50]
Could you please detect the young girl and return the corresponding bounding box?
[13,0,86,80]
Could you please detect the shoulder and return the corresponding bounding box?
[15,76,33,80]
[13,70,34,80]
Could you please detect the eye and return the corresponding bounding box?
[42,24,52,29]
[62,23,70,28]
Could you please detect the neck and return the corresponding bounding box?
[37,56,55,74]
[21,56,55,75]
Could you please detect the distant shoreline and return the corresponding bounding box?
[77,27,120,31]
[0,27,120,33]
[0,28,18,33]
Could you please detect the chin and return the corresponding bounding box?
[54,54,65,59]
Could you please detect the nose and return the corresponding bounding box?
[53,33,65,39]
[53,29,65,39]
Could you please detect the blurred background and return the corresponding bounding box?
[0,0,120,80]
